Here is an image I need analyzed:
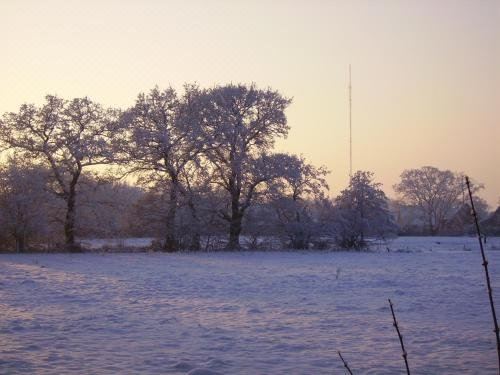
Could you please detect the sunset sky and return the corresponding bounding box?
[1,0,498,205]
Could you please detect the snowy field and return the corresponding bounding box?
[1,237,500,374]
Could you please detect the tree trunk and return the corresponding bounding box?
[163,181,178,252]
[428,212,437,235]
[291,233,307,249]
[64,181,79,252]
[228,214,243,250]
[429,222,434,235]
[187,198,201,251]
[227,193,243,249]
[190,233,201,251]
[226,176,243,249]
[15,234,25,253]
[292,209,307,249]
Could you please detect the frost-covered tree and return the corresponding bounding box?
[268,154,329,249]
[118,86,205,251]
[394,166,483,235]
[0,96,119,250]
[0,157,55,251]
[201,84,291,249]
[334,171,397,249]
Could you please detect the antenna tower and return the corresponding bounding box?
[349,64,352,179]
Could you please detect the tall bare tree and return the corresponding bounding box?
[0,95,119,250]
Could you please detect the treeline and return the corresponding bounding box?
[0,84,496,252]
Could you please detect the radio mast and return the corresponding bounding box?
[349,64,352,179]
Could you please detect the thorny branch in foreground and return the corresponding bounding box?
[388,299,410,375]
[337,350,354,375]
[466,176,500,372]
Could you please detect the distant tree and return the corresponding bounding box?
[394,166,483,235]
[128,181,175,239]
[268,154,329,249]
[334,171,397,249]
[201,84,291,249]
[482,206,500,236]
[467,195,490,222]
[389,199,423,235]
[242,203,279,249]
[443,197,490,235]
[129,181,228,250]
[118,86,205,251]
[0,96,119,250]
[0,157,54,251]
[76,176,143,239]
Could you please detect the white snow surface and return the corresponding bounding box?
[1,236,500,374]
[79,237,155,250]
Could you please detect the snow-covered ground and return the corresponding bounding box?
[79,235,500,252]
[1,237,500,374]
[79,237,155,250]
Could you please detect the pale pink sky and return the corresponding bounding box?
[1,0,499,206]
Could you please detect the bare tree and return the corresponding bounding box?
[0,95,119,250]
[394,166,483,235]
[201,83,291,249]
